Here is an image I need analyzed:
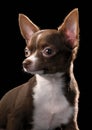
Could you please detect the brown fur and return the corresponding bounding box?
[0,8,80,130]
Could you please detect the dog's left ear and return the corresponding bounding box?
[58,8,79,49]
[18,14,39,42]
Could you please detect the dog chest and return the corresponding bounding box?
[32,73,73,130]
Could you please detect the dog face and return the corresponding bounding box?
[22,30,73,74]
[18,8,79,75]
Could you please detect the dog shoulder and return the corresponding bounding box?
[0,76,35,127]
[0,76,35,113]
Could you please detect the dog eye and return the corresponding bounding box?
[24,48,30,57]
[42,47,56,57]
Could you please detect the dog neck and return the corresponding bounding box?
[35,72,64,84]
[32,72,73,130]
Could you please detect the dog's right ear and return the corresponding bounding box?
[18,14,39,42]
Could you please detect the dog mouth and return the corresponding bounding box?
[22,59,59,75]
[23,65,49,75]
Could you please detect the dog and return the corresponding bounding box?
[0,8,80,130]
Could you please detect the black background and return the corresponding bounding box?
[0,0,91,129]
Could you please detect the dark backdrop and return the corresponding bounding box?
[0,0,91,130]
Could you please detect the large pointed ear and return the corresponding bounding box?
[18,14,39,42]
[58,8,79,49]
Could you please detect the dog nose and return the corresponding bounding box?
[23,59,31,68]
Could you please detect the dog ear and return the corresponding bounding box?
[58,8,79,49]
[18,14,39,42]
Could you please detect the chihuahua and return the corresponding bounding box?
[0,8,80,130]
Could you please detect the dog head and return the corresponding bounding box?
[18,8,79,75]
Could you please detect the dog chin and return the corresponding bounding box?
[23,67,44,75]
[30,70,44,75]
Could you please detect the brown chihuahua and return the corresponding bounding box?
[0,8,80,130]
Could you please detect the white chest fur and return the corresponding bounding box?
[32,73,73,130]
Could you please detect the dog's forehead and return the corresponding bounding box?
[27,29,63,49]
[35,29,59,41]
[33,29,62,47]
